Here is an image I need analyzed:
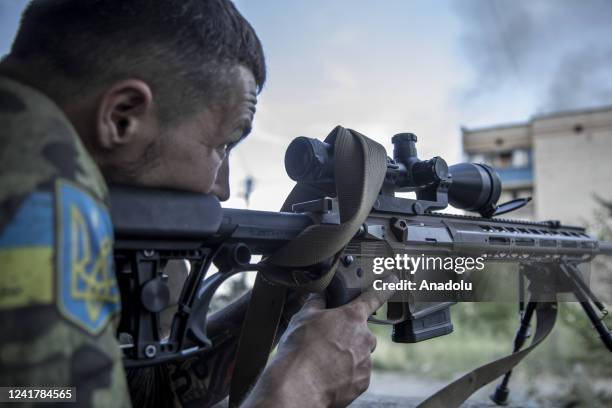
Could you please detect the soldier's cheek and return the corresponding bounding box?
[194,146,221,194]
[160,142,218,193]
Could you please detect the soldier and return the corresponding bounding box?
[0,1,394,407]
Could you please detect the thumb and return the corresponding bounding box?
[301,292,327,312]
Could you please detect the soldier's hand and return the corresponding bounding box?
[243,275,397,407]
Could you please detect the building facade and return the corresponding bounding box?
[462,106,612,227]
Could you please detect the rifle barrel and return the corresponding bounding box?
[600,241,612,255]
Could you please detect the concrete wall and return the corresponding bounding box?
[532,108,612,226]
[462,123,531,153]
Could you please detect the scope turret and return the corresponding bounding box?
[390,133,449,190]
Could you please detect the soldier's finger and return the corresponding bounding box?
[368,332,377,353]
[349,275,399,317]
[301,292,327,311]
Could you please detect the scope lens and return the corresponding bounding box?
[285,137,315,181]
[285,137,334,182]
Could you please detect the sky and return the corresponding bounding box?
[1,0,611,210]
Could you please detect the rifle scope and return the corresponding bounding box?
[284,132,502,216]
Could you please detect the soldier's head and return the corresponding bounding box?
[1,0,265,200]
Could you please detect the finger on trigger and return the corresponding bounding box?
[351,274,399,317]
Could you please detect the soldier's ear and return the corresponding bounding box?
[96,79,155,150]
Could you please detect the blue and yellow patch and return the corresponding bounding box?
[56,180,120,335]
[0,192,54,309]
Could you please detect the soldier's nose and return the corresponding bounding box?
[212,181,230,202]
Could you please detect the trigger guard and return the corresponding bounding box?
[188,266,258,348]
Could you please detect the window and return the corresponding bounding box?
[512,150,530,167]
[493,152,513,168]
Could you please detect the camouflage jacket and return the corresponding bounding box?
[0,75,131,407]
[0,76,249,408]
[0,75,297,408]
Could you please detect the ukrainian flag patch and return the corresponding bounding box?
[0,192,54,309]
[56,180,120,335]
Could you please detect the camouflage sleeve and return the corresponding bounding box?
[0,184,131,408]
[0,78,131,407]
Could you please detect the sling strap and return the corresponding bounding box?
[228,274,288,406]
[418,301,557,407]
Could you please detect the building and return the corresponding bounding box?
[462,106,612,226]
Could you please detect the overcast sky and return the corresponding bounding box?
[2,0,611,210]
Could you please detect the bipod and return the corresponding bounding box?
[490,261,612,405]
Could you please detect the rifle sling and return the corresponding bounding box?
[228,275,287,406]
[418,301,558,408]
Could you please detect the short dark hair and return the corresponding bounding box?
[9,0,266,122]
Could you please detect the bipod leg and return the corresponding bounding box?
[561,262,607,312]
[578,301,612,351]
[561,263,612,351]
[490,300,538,406]
[518,269,525,317]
